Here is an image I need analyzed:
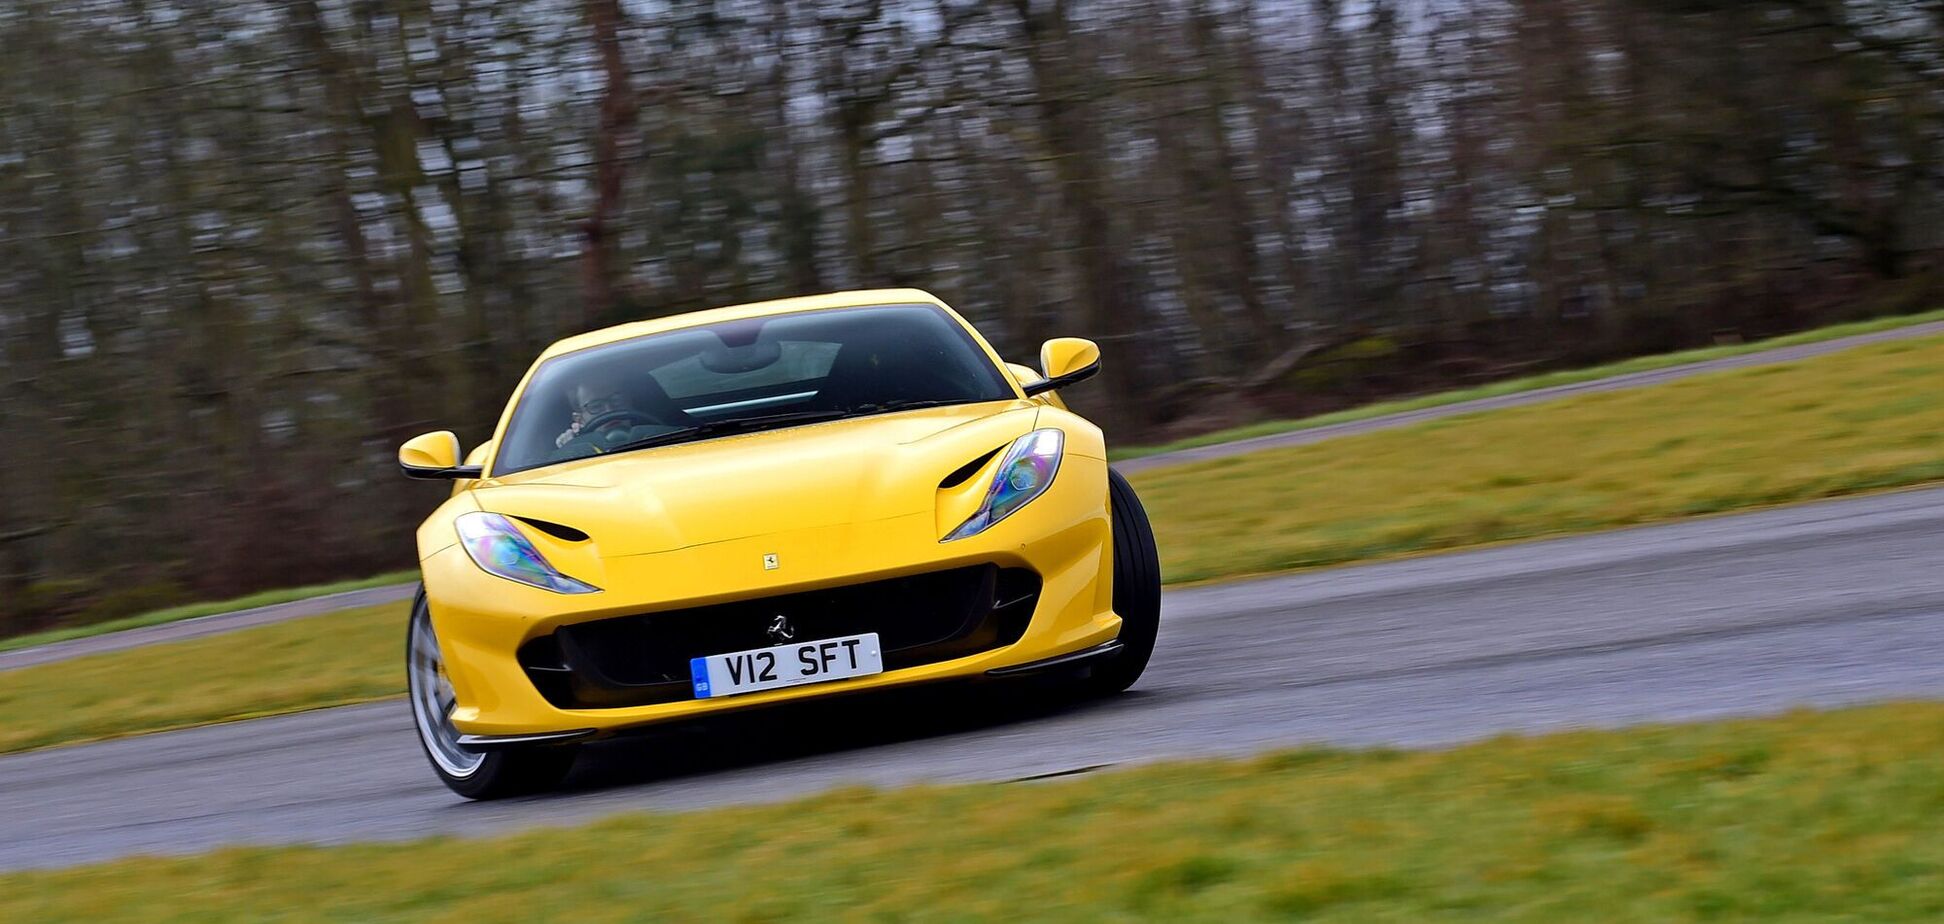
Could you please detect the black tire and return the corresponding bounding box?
[407,589,578,799]
[1077,467,1162,696]
[432,743,579,801]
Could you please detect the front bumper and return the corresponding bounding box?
[422,462,1119,739]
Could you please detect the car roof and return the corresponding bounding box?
[537,288,952,361]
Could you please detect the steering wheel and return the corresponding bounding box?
[576,408,656,441]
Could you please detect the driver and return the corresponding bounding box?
[554,373,638,449]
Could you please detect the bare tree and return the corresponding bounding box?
[4,0,1942,633]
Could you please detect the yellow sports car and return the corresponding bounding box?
[398,289,1160,798]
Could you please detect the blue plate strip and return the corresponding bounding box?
[689,657,712,699]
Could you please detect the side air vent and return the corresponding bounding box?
[510,516,591,543]
[939,446,1004,490]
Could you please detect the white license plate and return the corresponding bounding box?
[689,632,883,699]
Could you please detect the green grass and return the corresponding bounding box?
[1113,307,1944,461]
[1132,332,1944,583]
[0,602,407,754]
[6,702,1944,921]
[4,331,1942,755]
[0,571,416,654]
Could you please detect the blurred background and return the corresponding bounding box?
[3,0,1941,635]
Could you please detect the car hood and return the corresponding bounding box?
[471,401,1039,558]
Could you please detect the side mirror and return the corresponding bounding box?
[399,431,484,481]
[1022,337,1101,397]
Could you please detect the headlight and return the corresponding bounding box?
[454,512,600,594]
[944,428,1064,541]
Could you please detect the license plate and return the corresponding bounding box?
[689,632,883,699]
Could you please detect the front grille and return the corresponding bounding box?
[518,564,1041,709]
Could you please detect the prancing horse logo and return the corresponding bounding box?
[766,614,797,645]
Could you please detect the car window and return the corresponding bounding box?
[492,303,1015,475]
[648,341,842,400]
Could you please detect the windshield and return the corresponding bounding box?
[493,303,1016,475]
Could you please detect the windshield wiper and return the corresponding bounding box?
[711,409,857,431]
[595,425,704,454]
[596,409,856,455]
[851,398,970,414]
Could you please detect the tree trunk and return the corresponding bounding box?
[1012,0,1140,435]
[581,0,637,329]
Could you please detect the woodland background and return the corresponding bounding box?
[3,0,1941,632]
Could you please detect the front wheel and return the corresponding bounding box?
[1076,468,1162,696]
[408,588,577,799]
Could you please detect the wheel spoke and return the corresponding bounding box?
[409,603,485,778]
[412,630,440,666]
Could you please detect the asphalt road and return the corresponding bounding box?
[5,317,1939,673]
[4,485,1941,871]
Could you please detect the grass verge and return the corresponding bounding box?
[1113,306,1944,461]
[1132,332,1944,583]
[4,332,1942,755]
[0,571,417,654]
[6,702,1944,921]
[0,603,407,754]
